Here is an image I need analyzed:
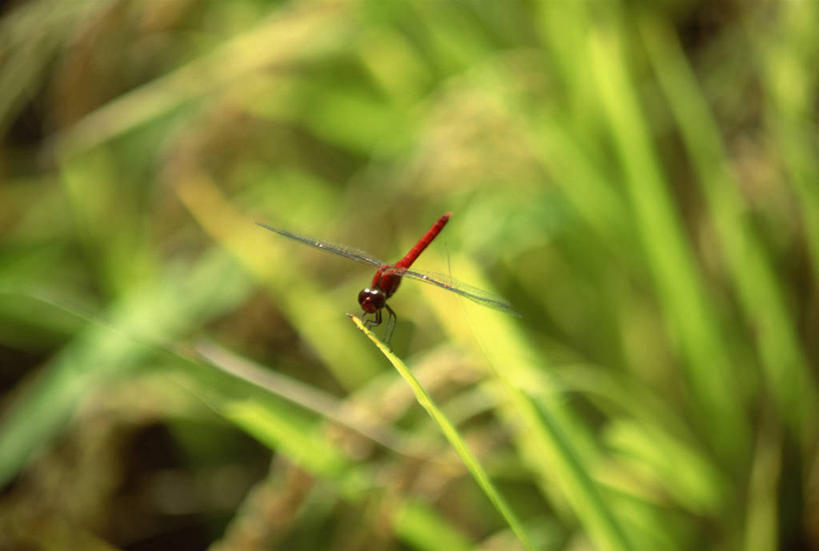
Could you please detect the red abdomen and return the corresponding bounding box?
[372,212,451,297]
[394,213,450,269]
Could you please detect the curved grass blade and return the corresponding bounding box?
[348,314,535,551]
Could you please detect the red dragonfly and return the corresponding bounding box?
[257,213,518,343]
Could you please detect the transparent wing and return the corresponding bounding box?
[257,222,518,316]
[256,222,386,267]
[398,269,520,317]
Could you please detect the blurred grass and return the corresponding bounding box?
[1,1,818,550]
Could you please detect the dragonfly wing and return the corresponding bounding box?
[256,223,386,267]
[399,269,520,316]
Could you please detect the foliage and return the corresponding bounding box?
[1,1,817,549]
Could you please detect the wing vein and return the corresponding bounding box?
[256,222,385,267]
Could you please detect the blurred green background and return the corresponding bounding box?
[1,0,817,550]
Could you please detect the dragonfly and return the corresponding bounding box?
[256,213,518,344]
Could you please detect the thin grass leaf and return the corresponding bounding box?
[421,260,638,551]
[169,337,478,550]
[349,314,536,551]
[752,2,819,279]
[638,14,816,440]
[394,500,475,551]
[193,340,422,457]
[221,399,370,499]
[53,1,352,156]
[589,21,748,463]
[0,249,250,486]
[742,419,781,551]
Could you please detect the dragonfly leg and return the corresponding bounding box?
[364,309,382,330]
[382,304,397,346]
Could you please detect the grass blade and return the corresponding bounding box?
[0,250,250,486]
[348,314,536,551]
[589,21,748,462]
[638,15,816,437]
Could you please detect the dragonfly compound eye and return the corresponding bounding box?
[358,288,385,313]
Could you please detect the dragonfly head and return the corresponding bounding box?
[358,288,385,313]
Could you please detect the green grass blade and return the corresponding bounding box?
[421,261,637,551]
[742,420,781,551]
[0,250,251,486]
[193,340,420,456]
[53,1,351,156]
[638,15,816,437]
[394,500,475,551]
[588,21,748,462]
[348,314,536,551]
[752,2,819,278]
[169,339,477,550]
[221,399,371,499]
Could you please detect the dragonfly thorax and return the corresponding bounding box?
[358,287,386,313]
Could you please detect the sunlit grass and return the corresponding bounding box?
[349,313,535,551]
[1,1,817,550]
